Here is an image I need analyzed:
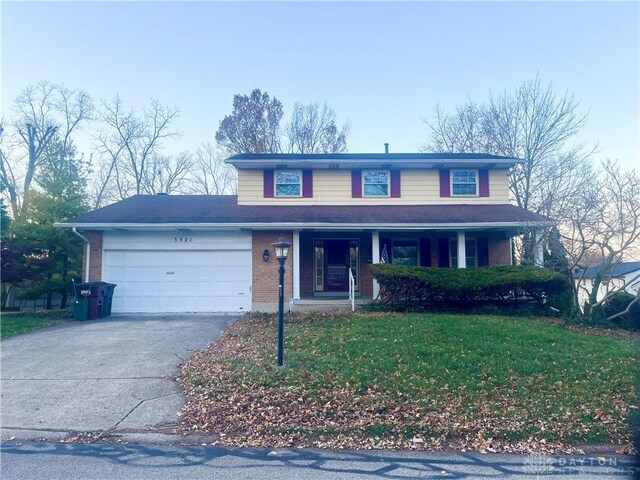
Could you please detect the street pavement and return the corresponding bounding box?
[0,313,238,440]
[1,441,638,479]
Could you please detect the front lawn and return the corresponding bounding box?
[0,309,73,339]
[177,312,638,453]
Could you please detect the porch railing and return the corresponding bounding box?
[348,268,355,311]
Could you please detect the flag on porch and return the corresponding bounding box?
[380,244,390,264]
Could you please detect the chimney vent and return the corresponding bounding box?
[384,143,389,154]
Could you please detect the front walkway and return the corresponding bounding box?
[0,313,239,441]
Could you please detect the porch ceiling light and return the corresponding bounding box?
[272,236,291,262]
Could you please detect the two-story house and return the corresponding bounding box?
[57,152,553,313]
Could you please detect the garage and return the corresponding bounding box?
[101,231,252,313]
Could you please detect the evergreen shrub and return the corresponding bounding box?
[369,264,573,313]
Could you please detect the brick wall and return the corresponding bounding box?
[252,231,294,305]
[82,231,103,281]
[488,238,511,266]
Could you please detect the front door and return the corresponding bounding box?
[325,240,350,292]
[314,239,359,294]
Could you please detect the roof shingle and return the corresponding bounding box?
[60,195,552,227]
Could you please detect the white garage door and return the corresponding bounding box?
[102,231,252,313]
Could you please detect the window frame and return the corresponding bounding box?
[449,238,478,268]
[274,170,303,198]
[450,169,479,197]
[391,239,419,266]
[362,170,390,197]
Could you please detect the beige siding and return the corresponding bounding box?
[237,169,510,205]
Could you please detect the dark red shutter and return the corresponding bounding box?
[419,238,432,267]
[479,169,489,197]
[351,170,362,198]
[477,238,489,267]
[263,169,274,198]
[439,170,450,197]
[302,170,313,198]
[437,238,450,268]
[390,170,401,198]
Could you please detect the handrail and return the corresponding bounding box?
[348,268,355,311]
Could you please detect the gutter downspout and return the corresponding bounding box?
[72,227,91,282]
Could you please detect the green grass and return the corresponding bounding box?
[1,309,73,339]
[180,312,638,450]
[285,314,636,442]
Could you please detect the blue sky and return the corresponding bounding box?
[2,1,638,169]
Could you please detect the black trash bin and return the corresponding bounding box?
[103,283,117,316]
[73,283,104,320]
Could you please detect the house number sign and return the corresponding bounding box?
[173,237,193,243]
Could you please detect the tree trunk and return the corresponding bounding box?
[60,291,68,309]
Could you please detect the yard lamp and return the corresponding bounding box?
[272,235,291,366]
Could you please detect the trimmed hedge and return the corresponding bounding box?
[369,264,573,313]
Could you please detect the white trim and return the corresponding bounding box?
[450,169,479,197]
[293,230,300,299]
[372,231,380,298]
[274,170,303,198]
[56,221,555,231]
[457,231,467,268]
[534,230,544,267]
[362,170,390,198]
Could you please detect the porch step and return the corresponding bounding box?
[292,298,372,312]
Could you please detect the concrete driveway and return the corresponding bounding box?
[0,313,238,441]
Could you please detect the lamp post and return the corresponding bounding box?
[272,236,291,366]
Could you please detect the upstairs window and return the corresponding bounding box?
[451,170,478,196]
[275,170,302,197]
[363,170,389,197]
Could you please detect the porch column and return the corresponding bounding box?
[534,230,544,267]
[457,231,467,269]
[293,230,301,299]
[372,231,380,298]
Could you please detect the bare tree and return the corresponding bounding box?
[0,82,93,219]
[95,95,180,201]
[187,143,237,195]
[558,160,640,318]
[423,76,596,221]
[215,89,283,155]
[284,102,350,154]
[141,152,193,195]
[422,100,487,154]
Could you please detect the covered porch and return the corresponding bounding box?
[290,227,545,303]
